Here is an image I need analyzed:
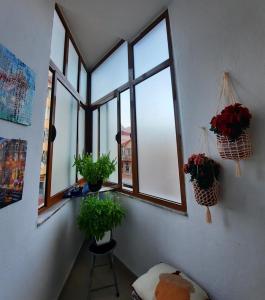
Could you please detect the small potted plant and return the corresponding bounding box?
[74,153,116,192]
[184,153,220,223]
[77,194,125,245]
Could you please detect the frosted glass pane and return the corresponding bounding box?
[91,42,128,103]
[100,99,118,183]
[135,68,181,203]
[78,107,86,180]
[92,110,98,161]
[51,81,77,196]
[50,10,65,72]
[79,107,85,155]
[67,40,79,90]
[134,20,169,78]
[120,90,133,190]
[80,64,87,101]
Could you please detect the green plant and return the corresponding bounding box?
[77,195,125,240]
[73,153,116,184]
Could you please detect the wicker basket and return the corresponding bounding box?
[193,180,219,207]
[217,131,252,160]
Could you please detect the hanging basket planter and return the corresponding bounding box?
[217,131,252,160]
[210,72,252,176]
[184,153,221,223]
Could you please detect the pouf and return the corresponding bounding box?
[132,263,210,300]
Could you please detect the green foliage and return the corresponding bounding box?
[73,153,116,184]
[77,195,125,240]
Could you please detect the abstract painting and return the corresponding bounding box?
[0,44,35,125]
[0,137,27,209]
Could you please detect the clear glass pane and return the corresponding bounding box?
[120,90,133,190]
[135,68,181,203]
[78,106,86,180]
[38,70,53,208]
[91,42,128,103]
[50,10,65,72]
[51,81,77,196]
[134,19,169,78]
[80,64,87,101]
[92,109,98,161]
[100,99,118,183]
[67,40,79,90]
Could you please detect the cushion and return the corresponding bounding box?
[132,263,209,300]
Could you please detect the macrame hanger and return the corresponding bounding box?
[217,72,242,177]
[216,72,237,114]
[198,127,213,224]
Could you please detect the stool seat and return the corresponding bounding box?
[89,239,116,255]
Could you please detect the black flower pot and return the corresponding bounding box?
[88,180,103,192]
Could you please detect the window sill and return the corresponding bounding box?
[37,186,116,227]
[117,191,188,216]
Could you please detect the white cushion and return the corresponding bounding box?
[132,263,209,300]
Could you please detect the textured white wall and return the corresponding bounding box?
[115,0,265,299]
[0,1,84,299]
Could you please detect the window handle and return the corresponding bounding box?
[49,125,57,142]
[115,131,121,144]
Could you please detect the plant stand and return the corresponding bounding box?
[87,239,119,299]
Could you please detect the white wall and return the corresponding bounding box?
[0,1,84,300]
[115,0,265,299]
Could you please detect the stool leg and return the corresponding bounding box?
[109,253,119,297]
[87,255,96,300]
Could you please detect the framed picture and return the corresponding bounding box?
[0,44,35,125]
[0,137,27,208]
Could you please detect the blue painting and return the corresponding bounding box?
[0,44,35,125]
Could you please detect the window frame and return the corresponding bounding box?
[89,11,187,212]
[39,4,90,213]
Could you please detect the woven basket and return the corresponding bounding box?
[217,131,252,160]
[192,180,219,207]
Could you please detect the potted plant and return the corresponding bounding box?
[184,153,220,223]
[77,194,125,245]
[74,153,116,192]
[210,103,252,176]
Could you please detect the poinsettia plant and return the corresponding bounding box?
[210,103,251,140]
[184,153,220,190]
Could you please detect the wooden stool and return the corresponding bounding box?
[88,239,119,299]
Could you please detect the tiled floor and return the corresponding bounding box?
[59,241,136,300]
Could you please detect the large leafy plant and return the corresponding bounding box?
[77,195,125,240]
[74,153,116,184]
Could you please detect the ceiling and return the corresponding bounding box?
[57,0,172,69]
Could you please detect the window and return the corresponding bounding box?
[38,70,53,209]
[135,68,181,203]
[90,12,186,211]
[67,40,79,90]
[79,64,88,100]
[91,42,129,103]
[38,5,88,211]
[50,81,78,196]
[133,19,169,78]
[99,99,118,183]
[120,89,132,190]
[50,10,65,72]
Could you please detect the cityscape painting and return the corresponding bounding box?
[0,137,27,209]
[0,43,35,125]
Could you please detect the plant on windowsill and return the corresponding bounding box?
[184,153,220,223]
[77,194,125,245]
[73,153,116,192]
